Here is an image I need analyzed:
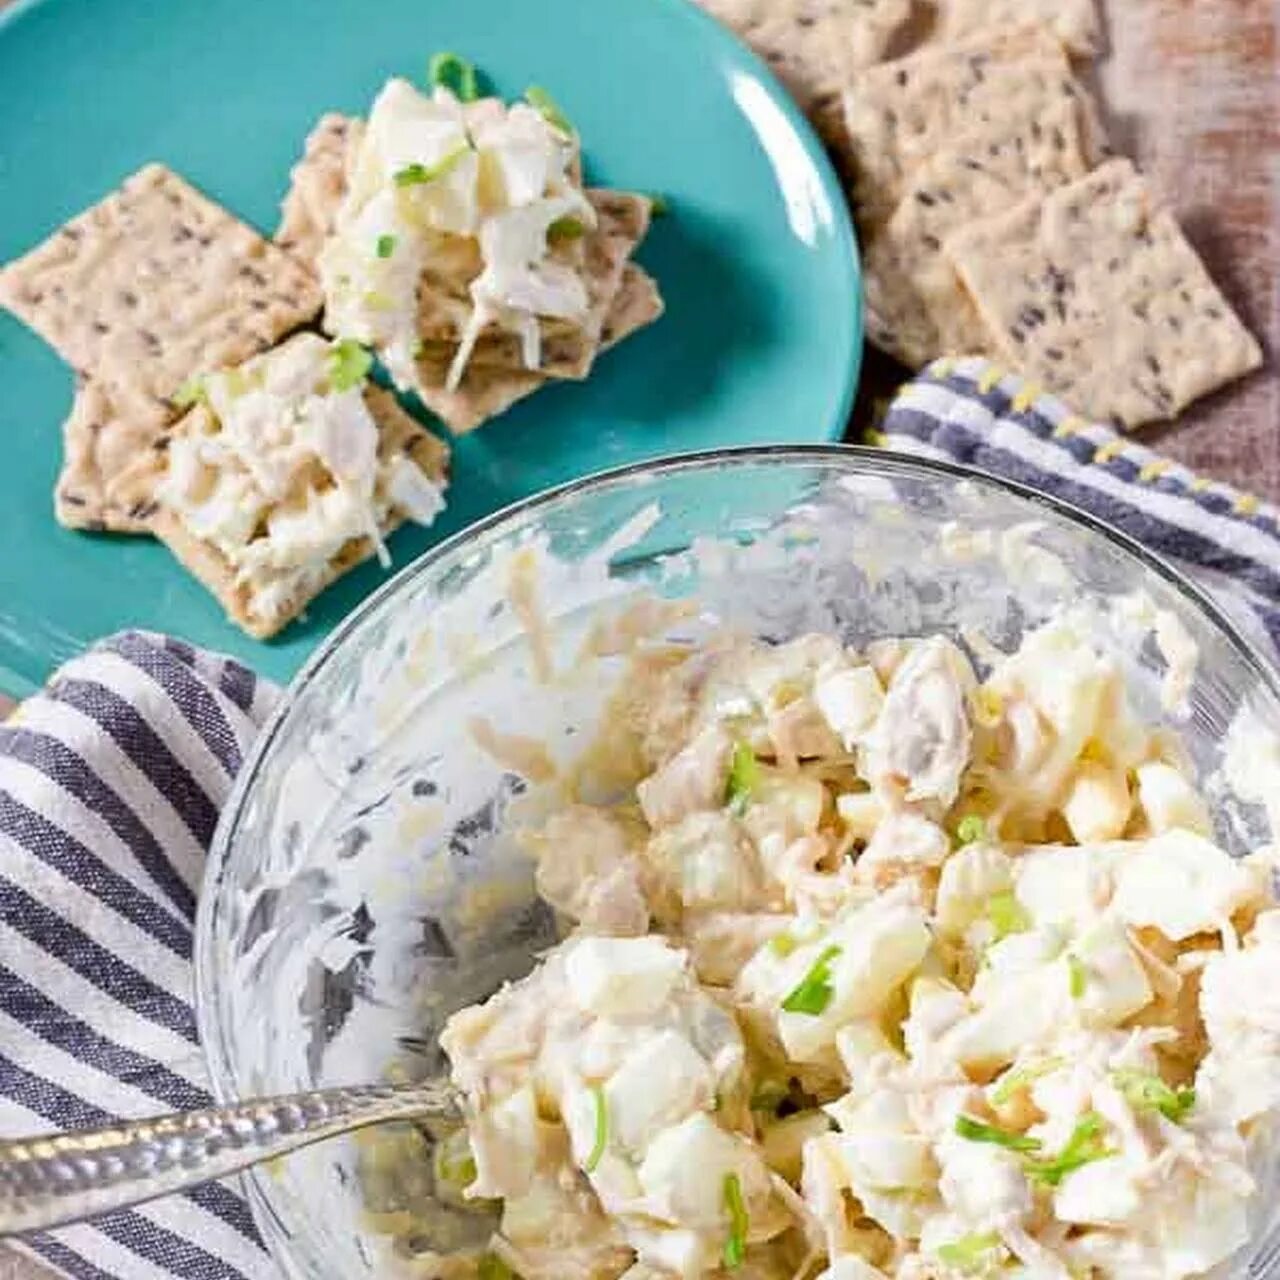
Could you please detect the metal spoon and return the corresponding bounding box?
[0,1078,460,1237]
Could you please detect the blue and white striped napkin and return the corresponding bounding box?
[2,364,1280,1280]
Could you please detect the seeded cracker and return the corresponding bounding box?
[945,160,1263,428]
[151,386,450,639]
[276,114,365,271]
[693,0,913,143]
[0,164,321,404]
[416,263,664,434]
[0,164,322,532]
[840,26,1088,226]
[934,0,1100,57]
[863,94,1095,367]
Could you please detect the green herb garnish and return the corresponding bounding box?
[427,51,479,102]
[525,85,573,134]
[547,216,586,243]
[394,145,470,188]
[955,815,988,847]
[1067,953,1088,999]
[432,1130,477,1189]
[986,892,1030,941]
[477,1254,514,1280]
[1112,1070,1196,1124]
[172,375,207,409]
[954,1114,1042,1153]
[375,234,396,259]
[990,1058,1064,1106]
[1022,1112,1116,1187]
[327,338,373,392]
[937,1231,1002,1272]
[585,1084,608,1173]
[722,1172,748,1269]
[725,742,760,816]
[781,945,841,1016]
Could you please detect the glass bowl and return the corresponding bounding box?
[194,446,1280,1279]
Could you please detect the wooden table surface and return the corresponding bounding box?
[0,1,1274,1275]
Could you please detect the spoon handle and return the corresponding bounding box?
[0,1079,459,1236]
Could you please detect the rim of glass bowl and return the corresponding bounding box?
[194,443,1280,1266]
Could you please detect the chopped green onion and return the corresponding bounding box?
[432,1129,477,1189]
[936,1231,1002,1272]
[428,51,480,102]
[781,945,841,1016]
[955,815,988,847]
[477,1254,515,1280]
[585,1084,608,1173]
[375,234,396,259]
[1022,1112,1116,1187]
[990,1057,1064,1106]
[547,216,586,243]
[171,375,207,409]
[224,365,254,399]
[1067,953,1088,999]
[1112,1069,1196,1124]
[986,892,1030,941]
[954,1114,1042,1153]
[394,144,470,188]
[327,338,373,392]
[725,742,760,816]
[525,85,573,134]
[722,1172,748,1269]
[749,1079,790,1113]
[768,931,796,958]
[649,193,670,217]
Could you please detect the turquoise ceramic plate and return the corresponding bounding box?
[0,0,862,694]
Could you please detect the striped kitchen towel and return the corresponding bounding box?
[874,356,1280,659]
[3,364,1280,1279]
[0,633,280,1279]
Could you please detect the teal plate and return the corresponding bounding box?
[0,0,862,695]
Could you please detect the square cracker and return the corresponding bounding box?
[415,262,664,434]
[151,385,450,639]
[934,0,1100,57]
[0,163,322,406]
[693,0,913,142]
[840,26,1089,226]
[945,159,1263,428]
[862,94,1095,367]
[414,190,652,381]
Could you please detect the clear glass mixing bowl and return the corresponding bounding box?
[195,446,1280,1279]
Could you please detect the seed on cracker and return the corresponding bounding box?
[840,26,1089,226]
[149,333,449,639]
[862,94,1095,367]
[945,159,1263,427]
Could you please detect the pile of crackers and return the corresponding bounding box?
[280,113,663,435]
[698,0,1262,429]
[0,163,451,638]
